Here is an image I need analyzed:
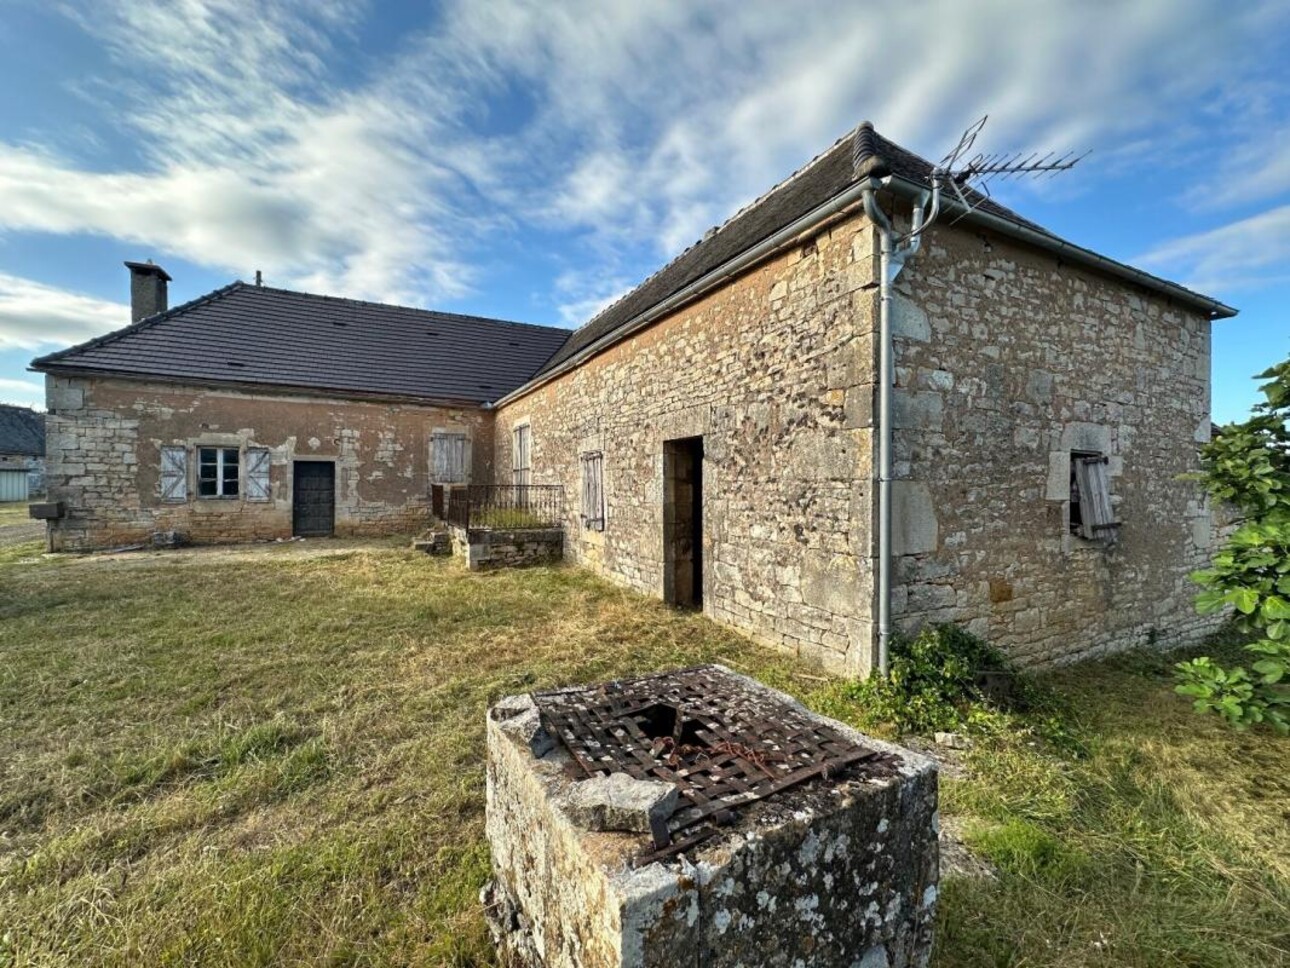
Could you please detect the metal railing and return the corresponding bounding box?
[446,484,565,531]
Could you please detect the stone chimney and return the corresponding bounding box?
[124,260,172,322]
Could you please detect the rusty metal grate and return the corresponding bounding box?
[533,665,896,865]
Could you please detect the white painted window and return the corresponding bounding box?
[512,424,531,487]
[198,447,240,498]
[431,431,469,483]
[160,446,188,503]
[581,452,604,531]
[246,448,272,502]
[1070,452,1118,539]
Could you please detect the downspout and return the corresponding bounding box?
[861,180,935,677]
[861,184,896,677]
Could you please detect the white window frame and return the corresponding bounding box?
[581,451,604,531]
[197,446,240,499]
[512,424,531,487]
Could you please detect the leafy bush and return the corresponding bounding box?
[1176,356,1290,734]
[835,624,1052,736]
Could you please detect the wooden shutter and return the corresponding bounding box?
[433,432,468,483]
[1073,456,1117,539]
[160,446,188,502]
[582,453,604,531]
[513,425,531,487]
[246,448,272,502]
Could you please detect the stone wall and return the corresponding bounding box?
[452,526,564,570]
[493,209,880,675]
[888,215,1222,665]
[43,375,492,551]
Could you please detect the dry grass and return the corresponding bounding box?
[1,539,1286,966]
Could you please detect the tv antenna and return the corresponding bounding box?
[902,115,1087,241]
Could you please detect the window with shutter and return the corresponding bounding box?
[160,446,188,502]
[431,432,468,483]
[512,425,531,487]
[198,447,240,498]
[581,452,604,531]
[1071,453,1119,540]
[246,448,272,502]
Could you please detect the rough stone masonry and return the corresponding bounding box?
[483,667,939,968]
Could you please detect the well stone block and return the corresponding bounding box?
[483,667,938,967]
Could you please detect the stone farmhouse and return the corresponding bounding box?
[0,404,46,501]
[31,123,1236,675]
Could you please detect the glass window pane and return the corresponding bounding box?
[198,478,217,496]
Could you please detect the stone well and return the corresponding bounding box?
[483,665,939,968]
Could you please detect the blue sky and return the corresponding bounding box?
[0,0,1286,422]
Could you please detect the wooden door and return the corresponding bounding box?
[292,462,335,537]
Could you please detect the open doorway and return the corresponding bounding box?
[663,436,703,609]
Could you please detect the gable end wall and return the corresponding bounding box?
[891,219,1221,666]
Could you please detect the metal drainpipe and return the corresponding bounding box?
[861,184,895,677]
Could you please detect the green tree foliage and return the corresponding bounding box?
[1176,356,1290,733]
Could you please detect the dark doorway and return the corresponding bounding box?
[293,461,335,537]
[663,436,703,609]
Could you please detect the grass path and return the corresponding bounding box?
[1,538,1286,966]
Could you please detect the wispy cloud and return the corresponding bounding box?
[1,0,1288,332]
[0,273,128,350]
[1139,204,1290,293]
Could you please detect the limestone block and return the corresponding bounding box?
[892,482,938,556]
[891,295,931,341]
[564,773,679,834]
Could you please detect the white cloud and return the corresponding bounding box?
[1,0,1288,338]
[1138,204,1290,293]
[0,0,480,306]
[552,269,633,328]
[0,273,128,350]
[433,0,1290,260]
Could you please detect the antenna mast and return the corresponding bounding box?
[901,115,1088,243]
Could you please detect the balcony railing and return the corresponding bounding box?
[447,484,565,531]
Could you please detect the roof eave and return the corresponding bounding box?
[883,174,1238,320]
[27,364,490,410]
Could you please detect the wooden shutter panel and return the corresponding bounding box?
[450,435,467,483]
[1073,456,1117,539]
[246,448,271,502]
[160,446,188,502]
[432,433,449,481]
[582,453,604,531]
[432,433,469,483]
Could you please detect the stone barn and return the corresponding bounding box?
[32,123,1236,674]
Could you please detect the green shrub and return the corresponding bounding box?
[1176,355,1290,734]
[830,624,1056,736]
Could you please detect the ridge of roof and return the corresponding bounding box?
[32,281,247,369]
[523,120,1230,390]
[30,279,572,405]
[242,283,569,335]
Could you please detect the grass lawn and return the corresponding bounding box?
[1,532,1287,966]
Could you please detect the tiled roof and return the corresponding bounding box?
[530,122,1222,382]
[533,124,1055,378]
[0,404,45,456]
[32,284,570,405]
